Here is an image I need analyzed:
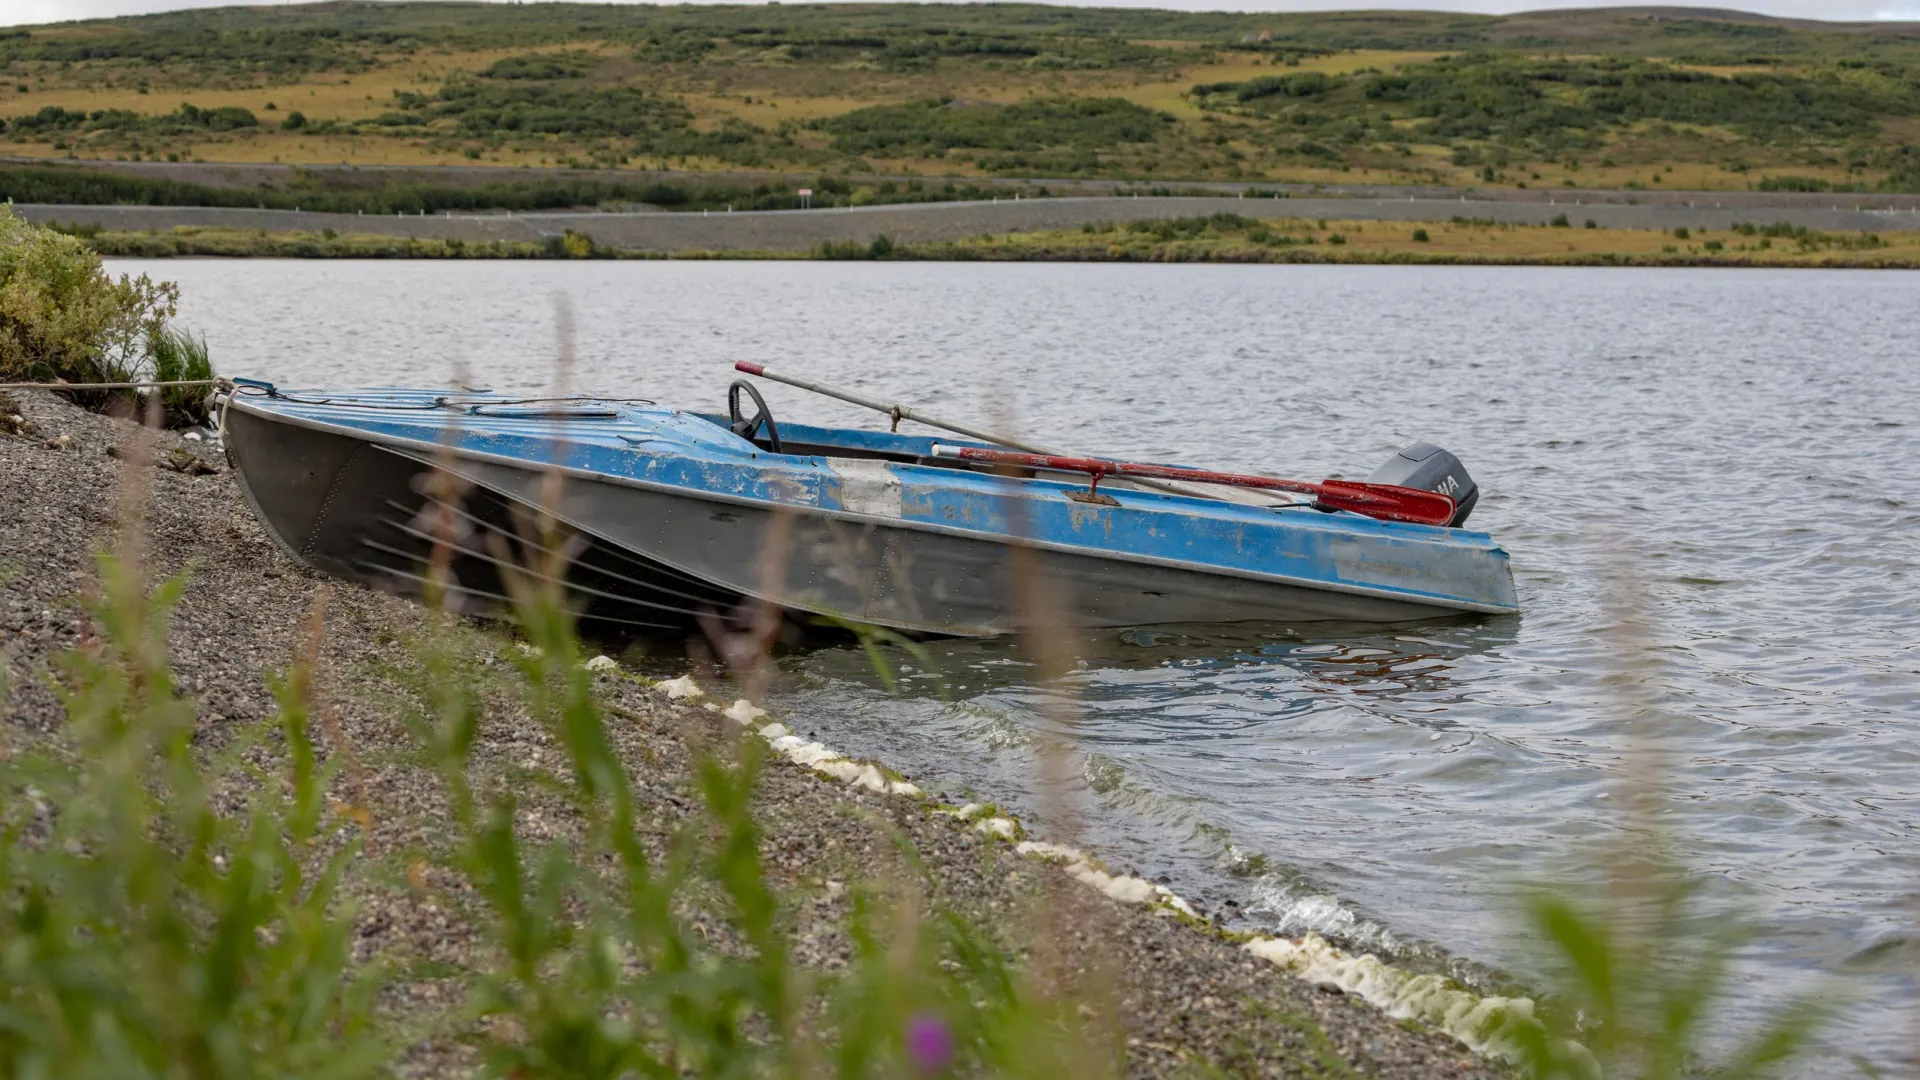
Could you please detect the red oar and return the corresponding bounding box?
[734,361,1455,525]
[930,445,1457,527]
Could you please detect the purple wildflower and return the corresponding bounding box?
[904,1011,954,1075]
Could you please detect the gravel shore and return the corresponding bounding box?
[0,390,1510,1078]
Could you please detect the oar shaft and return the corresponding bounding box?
[733,361,1263,504]
[734,361,1058,454]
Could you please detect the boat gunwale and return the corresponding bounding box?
[223,393,1519,617]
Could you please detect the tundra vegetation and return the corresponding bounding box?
[3,3,1920,205]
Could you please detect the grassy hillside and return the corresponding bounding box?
[6,2,1920,194]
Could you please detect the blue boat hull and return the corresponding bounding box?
[219,385,1518,636]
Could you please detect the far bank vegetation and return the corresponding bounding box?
[5,4,1920,197]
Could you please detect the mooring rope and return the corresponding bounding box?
[0,379,221,390]
[4,379,655,412]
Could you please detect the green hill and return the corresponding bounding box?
[5,2,1920,195]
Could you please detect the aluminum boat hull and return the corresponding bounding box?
[221,386,1518,636]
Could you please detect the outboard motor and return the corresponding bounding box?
[1366,442,1479,527]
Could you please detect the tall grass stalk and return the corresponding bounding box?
[0,421,380,1076]
[391,400,1104,1076]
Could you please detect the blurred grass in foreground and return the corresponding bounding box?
[0,465,1116,1077]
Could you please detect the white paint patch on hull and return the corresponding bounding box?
[828,458,905,519]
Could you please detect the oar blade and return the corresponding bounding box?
[1316,480,1457,526]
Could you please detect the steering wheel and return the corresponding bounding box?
[727,379,782,453]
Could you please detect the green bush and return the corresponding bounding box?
[0,203,177,400]
[1756,174,1831,192]
[481,52,591,80]
[1411,228,1430,242]
[821,96,1171,158]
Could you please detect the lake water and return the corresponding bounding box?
[117,258,1920,1071]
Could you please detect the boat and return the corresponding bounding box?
[215,371,1517,638]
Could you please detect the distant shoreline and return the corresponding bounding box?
[70,216,1920,271]
[21,194,1920,256]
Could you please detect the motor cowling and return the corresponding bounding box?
[1366,442,1478,527]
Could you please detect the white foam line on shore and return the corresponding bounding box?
[627,665,1547,1067]
[1242,934,1592,1071]
[638,669,1203,920]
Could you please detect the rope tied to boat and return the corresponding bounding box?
[0,379,221,390]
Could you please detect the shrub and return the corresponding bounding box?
[813,238,865,259]
[821,96,1171,157]
[1756,174,1831,192]
[281,110,306,130]
[1550,213,1570,227]
[1673,226,1691,239]
[482,52,590,80]
[1411,228,1430,242]
[0,203,177,404]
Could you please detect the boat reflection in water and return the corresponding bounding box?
[788,615,1523,737]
